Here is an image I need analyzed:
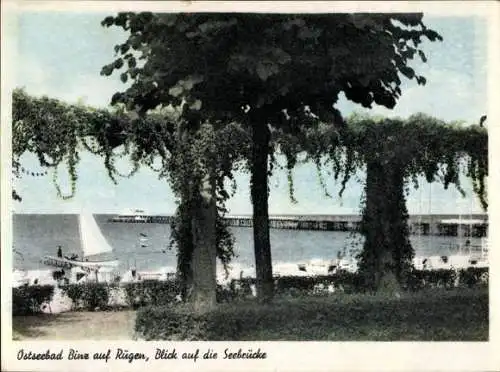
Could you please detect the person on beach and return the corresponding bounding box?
[64,252,79,260]
[57,245,63,258]
[465,239,471,250]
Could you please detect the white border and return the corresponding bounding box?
[2,1,499,371]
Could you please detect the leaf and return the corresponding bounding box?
[114,58,124,69]
[169,85,184,97]
[189,99,202,111]
[425,29,443,42]
[256,61,278,81]
[279,85,290,96]
[272,48,292,65]
[418,50,427,63]
[297,26,319,40]
[120,73,128,83]
[415,76,426,85]
[129,67,140,79]
[120,43,131,55]
[101,16,115,27]
[111,92,124,105]
[399,65,415,79]
[282,18,305,31]
[100,64,114,76]
[359,76,371,88]
[186,31,199,39]
[128,57,137,69]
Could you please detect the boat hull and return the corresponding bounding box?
[42,255,120,270]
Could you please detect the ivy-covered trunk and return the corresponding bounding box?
[358,159,413,294]
[175,197,194,302]
[189,171,218,312]
[173,123,218,312]
[250,116,274,302]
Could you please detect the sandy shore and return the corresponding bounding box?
[13,310,136,340]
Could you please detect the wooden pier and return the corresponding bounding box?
[108,214,488,237]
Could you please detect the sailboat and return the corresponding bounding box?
[42,213,119,275]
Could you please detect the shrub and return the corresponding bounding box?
[405,269,457,291]
[124,280,181,308]
[135,303,270,341]
[459,267,488,287]
[135,304,213,341]
[61,283,110,311]
[12,285,55,315]
[223,272,363,299]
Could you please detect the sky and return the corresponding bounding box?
[10,11,489,215]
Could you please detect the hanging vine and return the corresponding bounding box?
[12,89,250,284]
[272,110,488,291]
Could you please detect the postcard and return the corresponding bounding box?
[2,1,498,371]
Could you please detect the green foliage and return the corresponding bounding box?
[164,120,248,293]
[124,279,180,308]
[12,88,132,199]
[299,114,488,209]
[61,283,110,311]
[12,285,55,316]
[11,267,488,319]
[100,12,444,239]
[12,90,245,300]
[358,160,414,290]
[406,268,489,291]
[292,114,488,290]
[135,288,488,341]
[135,304,216,341]
[60,281,181,310]
[219,268,488,300]
[100,13,443,301]
[101,13,441,125]
[273,272,363,295]
[459,267,489,288]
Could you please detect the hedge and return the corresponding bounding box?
[12,285,54,315]
[62,283,110,311]
[124,280,181,308]
[405,267,488,292]
[11,267,488,315]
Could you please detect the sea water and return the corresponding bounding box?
[12,214,479,274]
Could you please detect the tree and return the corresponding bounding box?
[12,88,246,311]
[101,12,442,300]
[294,112,488,293]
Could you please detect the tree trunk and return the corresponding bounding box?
[175,198,194,301]
[189,171,218,312]
[359,159,413,295]
[250,116,274,302]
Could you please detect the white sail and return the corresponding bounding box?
[79,213,113,257]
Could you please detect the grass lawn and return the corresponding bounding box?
[217,287,489,341]
[13,287,488,341]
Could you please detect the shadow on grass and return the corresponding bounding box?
[13,310,137,340]
[136,287,489,341]
[12,312,103,340]
[13,313,71,340]
[231,288,489,341]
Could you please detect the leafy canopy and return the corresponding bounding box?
[101,13,442,127]
[12,88,249,199]
[290,113,488,210]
